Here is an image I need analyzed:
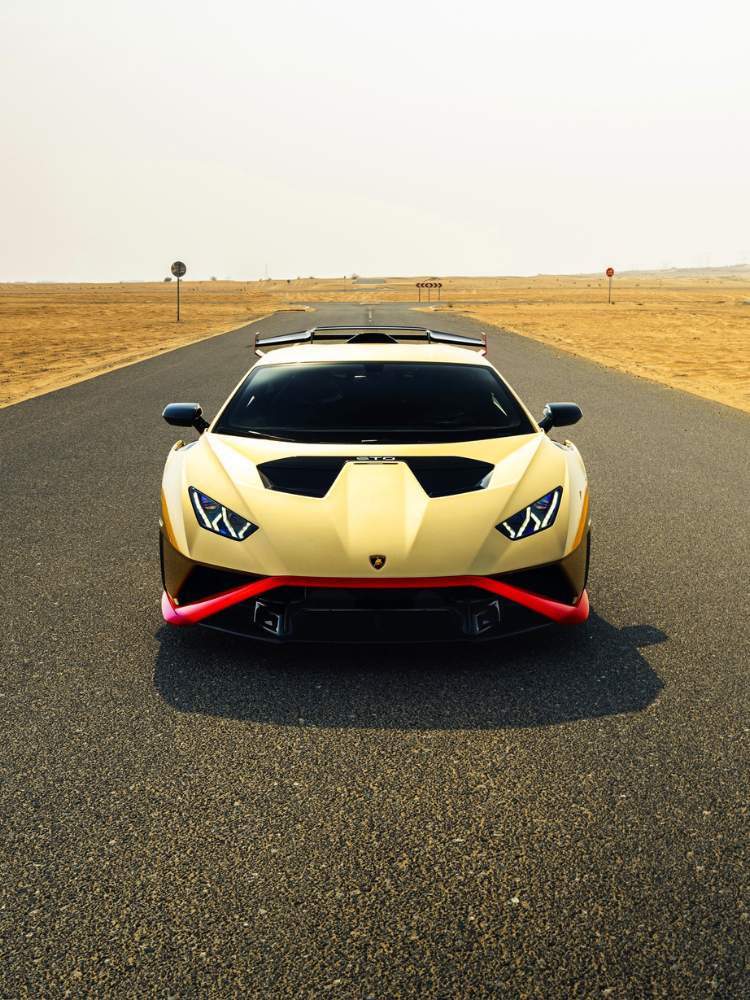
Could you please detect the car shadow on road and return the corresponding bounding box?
[152,611,665,730]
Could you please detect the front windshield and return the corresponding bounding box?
[214,361,532,444]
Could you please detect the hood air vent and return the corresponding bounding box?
[257,457,347,498]
[257,456,494,499]
[405,457,494,497]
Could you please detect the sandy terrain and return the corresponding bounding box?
[307,270,750,410]
[0,280,316,408]
[424,270,750,412]
[1,270,748,411]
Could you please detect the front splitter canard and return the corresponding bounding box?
[162,575,589,627]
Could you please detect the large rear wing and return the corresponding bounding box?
[252,325,487,357]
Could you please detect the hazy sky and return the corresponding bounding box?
[1,0,748,281]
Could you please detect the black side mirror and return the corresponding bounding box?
[162,402,209,434]
[538,402,582,432]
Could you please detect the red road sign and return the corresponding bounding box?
[606,267,614,278]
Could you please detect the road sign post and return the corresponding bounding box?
[606,267,614,305]
[416,280,443,304]
[171,261,187,321]
[416,281,442,303]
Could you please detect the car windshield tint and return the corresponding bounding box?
[214,362,533,443]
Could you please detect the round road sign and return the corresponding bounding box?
[606,267,614,278]
[171,261,187,278]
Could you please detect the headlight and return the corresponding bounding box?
[188,487,258,540]
[496,486,563,540]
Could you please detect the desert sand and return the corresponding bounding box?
[428,270,750,412]
[1,270,748,411]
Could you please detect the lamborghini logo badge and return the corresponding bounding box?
[369,554,387,570]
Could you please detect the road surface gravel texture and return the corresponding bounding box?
[1,304,748,998]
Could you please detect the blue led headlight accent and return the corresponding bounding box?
[496,486,563,540]
[188,487,258,540]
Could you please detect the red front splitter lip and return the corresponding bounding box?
[161,576,589,628]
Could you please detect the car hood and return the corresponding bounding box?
[163,432,579,578]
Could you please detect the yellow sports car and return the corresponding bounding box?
[160,325,590,641]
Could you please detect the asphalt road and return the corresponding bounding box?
[2,303,748,998]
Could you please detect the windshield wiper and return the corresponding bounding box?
[231,429,297,442]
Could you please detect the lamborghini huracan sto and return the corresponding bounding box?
[160,325,590,642]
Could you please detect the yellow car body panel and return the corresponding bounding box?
[161,343,588,581]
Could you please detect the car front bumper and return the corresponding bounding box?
[160,533,590,643]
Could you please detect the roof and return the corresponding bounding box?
[253,342,494,367]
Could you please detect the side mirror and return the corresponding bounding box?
[162,402,209,434]
[538,402,582,432]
